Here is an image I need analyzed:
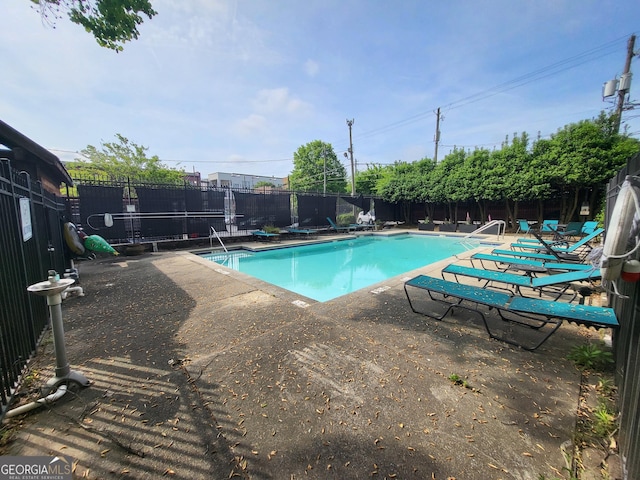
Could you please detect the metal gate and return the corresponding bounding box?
[0,159,67,420]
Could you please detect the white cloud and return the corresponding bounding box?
[234,114,268,136]
[253,88,312,116]
[304,60,320,77]
[142,0,281,67]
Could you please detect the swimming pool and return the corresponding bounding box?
[200,233,492,302]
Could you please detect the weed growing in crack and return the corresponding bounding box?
[568,342,614,371]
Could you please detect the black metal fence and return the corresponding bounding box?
[605,152,640,480]
[66,177,576,246]
[67,177,403,244]
[0,159,68,420]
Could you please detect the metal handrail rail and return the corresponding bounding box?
[461,219,506,240]
[210,226,228,252]
[458,220,506,250]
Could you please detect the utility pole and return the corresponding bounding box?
[322,148,326,195]
[614,34,636,133]
[346,119,355,196]
[434,107,441,162]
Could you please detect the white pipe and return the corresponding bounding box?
[5,384,68,418]
[61,286,84,300]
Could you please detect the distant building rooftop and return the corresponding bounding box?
[207,172,285,189]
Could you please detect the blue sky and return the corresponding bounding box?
[3,0,640,180]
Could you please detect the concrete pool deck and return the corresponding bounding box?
[2,232,607,479]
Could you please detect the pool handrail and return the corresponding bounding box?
[210,226,228,252]
[458,220,506,250]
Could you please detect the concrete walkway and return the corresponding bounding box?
[2,236,603,479]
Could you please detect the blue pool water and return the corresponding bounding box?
[200,234,485,302]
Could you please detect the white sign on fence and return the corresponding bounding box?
[19,197,32,242]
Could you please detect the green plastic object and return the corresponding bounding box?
[84,235,119,255]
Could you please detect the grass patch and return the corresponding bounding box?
[448,373,470,389]
[567,342,614,371]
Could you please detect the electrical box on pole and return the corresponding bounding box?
[603,79,618,98]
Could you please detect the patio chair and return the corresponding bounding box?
[441,263,600,301]
[541,219,559,235]
[552,221,585,241]
[582,221,600,235]
[515,223,587,244]
[404,275,618,351]
[515,219,534,236]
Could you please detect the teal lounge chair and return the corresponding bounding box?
[404,275,618,351]
[582,221,600,235]
[326,217,373,233]
[517,222,586,243]
[470,253,594,272]
[441,263,600,301]
[286,227,318,238]
[511,228,604,258]
[252,230,280,242]
[552,221,585,241]
[516,219,534,236]
[326,217,353,233]
[515,222,591,245]
[541,220,559,234]
[492,248,583,263]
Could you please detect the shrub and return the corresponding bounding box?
[337,213,356,226]
[262,225,280,234]
[568,342,614,371]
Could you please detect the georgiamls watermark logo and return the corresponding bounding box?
[0,456,72,480]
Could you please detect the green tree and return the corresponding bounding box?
[254,181,277,189]
[354,164,389,195]
[289,140,347,193]
[377,158,436,222]
[455,147,492,222]
[433,149,467,223]
[66,134,185,183]
[489,133,536,228]
[534,113,639,222]
[31,0,157,51]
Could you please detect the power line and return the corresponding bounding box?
[49,34,638,168]
[48,148,295,165]
[353,34,634,143]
